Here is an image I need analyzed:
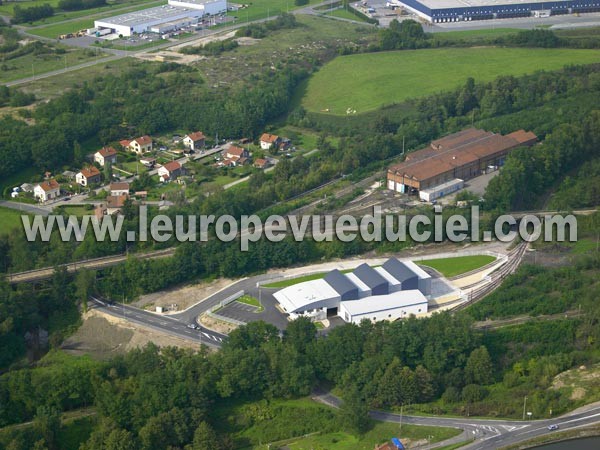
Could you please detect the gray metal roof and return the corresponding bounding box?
[382,258,418,283]
[324,270,359,300]
[353,263,388,290]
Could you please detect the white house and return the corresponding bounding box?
[76,166,102,186]
[158,160,182,182]
[128,136,153,154]
[183,131,205,151]
[94,147,118,167]
[33,179,61,202]
[110,182,130,196]
[260,133,280,150]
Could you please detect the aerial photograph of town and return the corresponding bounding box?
[1,0,600,447]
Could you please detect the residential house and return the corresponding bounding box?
[94,147,118,167]
[260,133,280,150]
[95,195,128,218]
[224,146,249,160]
[76,166,102,186]
[158,160,182,182]
[219,146,250,167]
[140,157,156,168]
[62,170,76,180]
[110,182,130,196]
[183,131,205,151]
[254,158,271,169]
[106,195,127,215]
[128,136,153,154]
[33,179,60,202]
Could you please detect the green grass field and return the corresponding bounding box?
[418,254,496,277]
[227,0,322,24]
[301,47,600,115]
[0,47,106,84]
[284,421,461,450]
[0,207,28,236]
[237,294,264,312]
[323,7,367,22]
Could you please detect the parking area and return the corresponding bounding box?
[217,300,261,323]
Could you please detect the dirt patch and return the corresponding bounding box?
[571,387,587,400]
[199,313,238,335]
[133,277,239,311]
[235,37,261,46]
[61,309,201,359]
[551,363,600,401]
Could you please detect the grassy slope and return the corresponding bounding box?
[418,255,496,278]
[286,421,461,450]
[301,47,600,115]
[0,206,28,236]
[0,47,106,84]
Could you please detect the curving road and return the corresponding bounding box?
[313,391,600,449]
[89,296,227,348]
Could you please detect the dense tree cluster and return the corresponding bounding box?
[57,0,106,11]
[11,4,54,24]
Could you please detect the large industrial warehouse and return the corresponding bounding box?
[273,258,431,324]
[94,0,227,37]
[387,128,536,201]
[398,0,600,22]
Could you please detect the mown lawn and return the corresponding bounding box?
[418,254,496,277]
[284,421,460,450]
[237,294,264,312]
[0,207,28,236]
[301,47,600,115]
[0,47,105,84]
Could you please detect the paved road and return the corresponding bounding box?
[89,296,227,347]
[314,391,600,449]
[0,200,51,216]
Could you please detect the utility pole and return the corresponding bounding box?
[522,396,527,421]
[402,136,405,155]
[399,404,403,435]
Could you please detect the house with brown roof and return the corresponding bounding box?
[110,182,130,197]
[33,179,60,202]
[128,136,153,154]
[158,160,182,182]
[94,147,117,167]
[183,131,205,151]
[260,133,280,150]
[224,146,249,160]
[387,128,537,195]
[254,158,271,169]
[76,166,102,186]
[95,195,128,217]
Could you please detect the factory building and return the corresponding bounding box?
[387,128,536,201]
[94,0,226,37]
[398,0,600,23]
[273,258,431,324]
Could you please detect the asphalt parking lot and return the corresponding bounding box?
[218,301,259,323]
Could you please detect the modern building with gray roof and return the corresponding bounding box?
[273,258,432,323]
[353,263,389,296]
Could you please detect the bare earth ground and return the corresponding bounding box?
[133,277,238,311]
[551,363,600,401]
[199,314,238,334]
[61,310,200,359]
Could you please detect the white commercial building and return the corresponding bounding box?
[273,258,431,324]
[94,0,226,37]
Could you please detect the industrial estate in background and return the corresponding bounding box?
[392,0,600,23]
[92,0,227,37]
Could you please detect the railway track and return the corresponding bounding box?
[450,242,528,311]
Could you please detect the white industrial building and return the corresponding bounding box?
[94,0,227,37]
[273,258,431,324]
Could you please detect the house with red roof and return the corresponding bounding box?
[158,160,182,182]
[183,131,205,151]
[33,179,60,202]
[76,166,102,186]
[94,147,118,167]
